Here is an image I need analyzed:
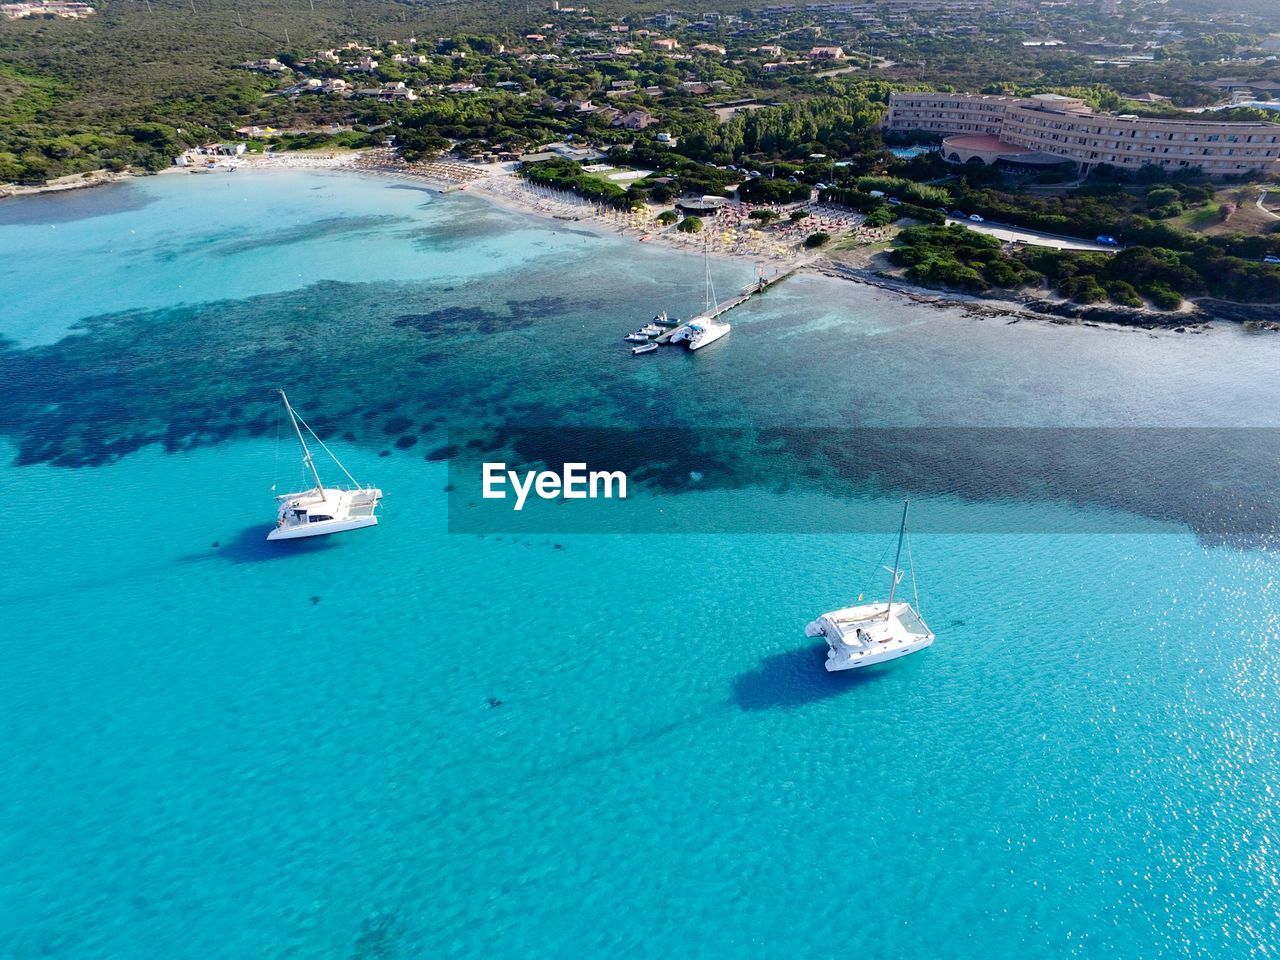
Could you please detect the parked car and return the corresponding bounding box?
[1264,254,1280,264]
[1096,235,1119,246]
[951,210,966,219]
[968,213,984,222]
[887,197,903,206]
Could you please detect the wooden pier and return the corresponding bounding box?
[655,268,796,344]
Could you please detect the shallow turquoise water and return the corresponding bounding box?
[2,170,1280,959]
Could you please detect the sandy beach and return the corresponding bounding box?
[3,148,1231,332]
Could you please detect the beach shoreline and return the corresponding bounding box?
[4,149,1265,332]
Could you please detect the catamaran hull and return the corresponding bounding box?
[825,633,934,672]
[687,326,730,350]
[267,516,379,541]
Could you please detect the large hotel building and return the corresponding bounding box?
[885,92,1280,176]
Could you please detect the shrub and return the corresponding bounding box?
[856,175,951,207]
[864,207,895,228]
[1145,282,1183,310]
[656,210,679,226]
[1105,280,1143,307]
[676,216,704,234]
[804,231,831,248]
[737,177,811,204]
[1057,275,1106,302]
[748,209,779,223]
[790,210,809,222]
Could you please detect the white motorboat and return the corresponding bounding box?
[631,342,659,355]
[653,311,681,327]
[268,390,383,541]
[640,324,663,336]
[805,500,934,671]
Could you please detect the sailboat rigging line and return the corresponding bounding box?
[907,525,921,614]
[272,403,282,491]
[857,545,893,604]
[292,408,364,490]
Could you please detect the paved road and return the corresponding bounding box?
[944,217,1119,252]
[1257,190,1280,220]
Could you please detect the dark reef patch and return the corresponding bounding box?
[156,215,406,263]
[349,912,406,960]
[5,258,1280,544]
[0,182,155,226]
[400,211,508,251]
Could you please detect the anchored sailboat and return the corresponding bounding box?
[671,234,730,351]
[267,390,383,541]
[805,500,935,671]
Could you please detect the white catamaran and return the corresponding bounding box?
[268,390,383,541]
[805,500,935,671]
[671,235,730,351]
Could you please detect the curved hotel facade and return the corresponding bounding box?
[886,92,1280,176]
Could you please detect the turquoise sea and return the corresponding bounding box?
[2,169,1280,959]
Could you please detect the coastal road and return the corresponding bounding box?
[944,217,1119,253]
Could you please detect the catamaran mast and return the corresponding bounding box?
[885,499,909,618]
[703,233,715,314]
[280,389,325,493]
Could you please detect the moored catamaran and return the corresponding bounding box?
[670,234,730,351]
[268,390,383,541]
[805,499,934,671]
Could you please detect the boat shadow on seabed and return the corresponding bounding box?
[178,523,342,565]
[729,644,890,712]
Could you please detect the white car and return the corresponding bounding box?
[968,213,985,223]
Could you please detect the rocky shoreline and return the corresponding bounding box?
[812,257,1278,333]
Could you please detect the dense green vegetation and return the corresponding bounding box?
[891,225,1041,293]
[678,91,891,163]
[737,175,810,204]
[3,0,1280,308]
[522,157,634,208]
[889,223,1280,307]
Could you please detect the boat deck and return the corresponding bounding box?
[653,269,796,345]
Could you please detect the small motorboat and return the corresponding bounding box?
[639,324,663,336]
[624,333,650,343]
[632,342,659,355]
